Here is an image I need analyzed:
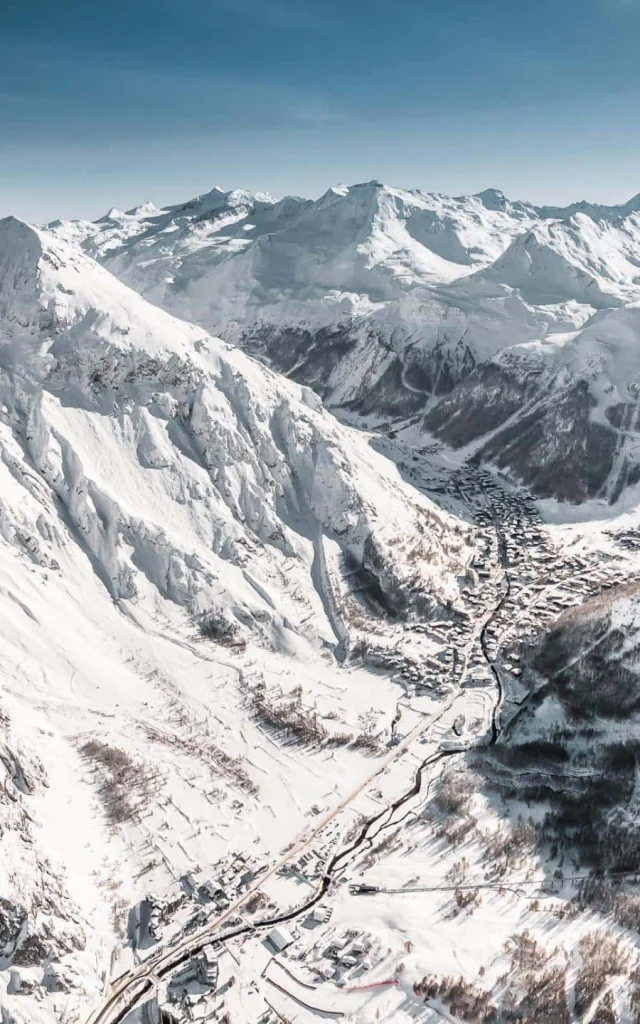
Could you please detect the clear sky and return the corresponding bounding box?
[3,0,640,221]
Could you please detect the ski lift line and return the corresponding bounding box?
[350,871,640,896]
[346,979,399,992]
[266,958,318,991]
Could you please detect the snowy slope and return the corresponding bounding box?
[477,582,640,873]
[49,181,640,503]
[0,217,471,1024]
[423,299,640,503]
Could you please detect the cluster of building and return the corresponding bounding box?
[166,944,219,1001]
[317,930,376,982]
[147,898,165,942]
[139,890,187,946]
[608,526,640,551]
[183,851,268,916]
[468,476,639,682]
[147,945,227,1023]
[278,848,324,885]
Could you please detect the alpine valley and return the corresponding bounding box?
[3,182,640,1024]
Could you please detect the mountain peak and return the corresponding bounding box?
[0,217,44,328]
[0,214,43,267]
[623,191,640,214]
[474,188,509,210]
[165,184,277,221]
[124,200,160,218]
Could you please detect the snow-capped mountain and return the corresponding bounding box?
[52,180,640,504]
[0,216,470,1023]
[7,188,640,1024]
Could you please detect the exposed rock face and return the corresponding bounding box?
[477,381,619,502]
[0,899,26,960]
[423,345,640,503]
[424,362,531,449]
[238,322,479,422]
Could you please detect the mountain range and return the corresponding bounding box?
[51,180,640,504]
[4,180,640,1024]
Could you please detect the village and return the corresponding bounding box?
[109,452,640,1024]
[356,445,636,709]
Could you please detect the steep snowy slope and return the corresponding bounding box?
[476,216,640,306]
[424,300,640,503]
[50,181,640,504]
[0,217,470,1024]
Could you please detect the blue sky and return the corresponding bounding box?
[2,0,640,220]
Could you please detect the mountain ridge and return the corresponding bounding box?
[6,182,640,1023]
[46,178,640,505]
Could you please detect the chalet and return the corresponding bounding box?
[264,926,295,954]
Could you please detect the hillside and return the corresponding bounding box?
[477,582,640,868]
[0,216,470,1024]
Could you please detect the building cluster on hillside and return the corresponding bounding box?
[406,464,636,704]
[257,914,381,990]
[607,526,640,551]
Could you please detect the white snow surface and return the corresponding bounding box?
[0,216,469,1023]
[50,181,640,356]
[6,180,640,1020]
